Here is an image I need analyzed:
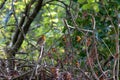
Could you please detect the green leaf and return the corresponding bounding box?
[78,0,85,3]
[93,3,99,12]
[87,0,95,3]
[82,3,91,10]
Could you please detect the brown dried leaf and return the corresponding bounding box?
[76,36,81,42]
[52,48,56,52]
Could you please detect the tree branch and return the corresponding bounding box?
[12,0,43,52]
[12,0,35,45]
[0,0,7,9]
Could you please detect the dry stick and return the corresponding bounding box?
[0,68,7,78]
[116,30,120,80]
[36,46,44,73]
[101,39,114,57]
[68,7,93,35]
[65,65,91,80]
[114,34,119,80]
[63,4,99,79]
[67,9,92,79]
[103,4,117,34]
[85,41,99,80]
[113,59,117,80]
[36,46,44,80]
[116,30,119,80]
[115,10,120,80]
[64,16,93,34]
[29,45,44,80]
[89,14,108,79]
[103,5,119,80]
[84,31,98,80]
[77,67,91,80]
[113,34,119,80]
[63,19,74,54]
[12,69,33,80]
[99,70,111,79]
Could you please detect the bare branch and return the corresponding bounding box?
[12,0,43,52]
[0,0,7,9]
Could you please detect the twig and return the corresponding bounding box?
[85,39,99,80]
[113,59,117,80]
[114,9,119,80]
[63,19,74,54]
[87,47,99,80]
[29,45,44,80]
[101,39,114,57]
[12,69,33,80]
[11,0,18,27]
[78,67,91,80]
[0,68,7,78]
[102,4,117,34]
[99,70,110,79]
[89,14,108,79]
[0,0,7,9]
[68,8,93,35]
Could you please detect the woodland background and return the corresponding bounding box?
[0,0,120,80]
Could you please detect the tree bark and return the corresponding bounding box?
[6,0,43,70]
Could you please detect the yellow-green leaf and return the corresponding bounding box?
[78,0,85,3]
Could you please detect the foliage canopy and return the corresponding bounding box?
[0,0,120,80]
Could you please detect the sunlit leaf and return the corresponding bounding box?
[87,0,95,3]
[93,3,99,12]
[82,3,91,10]
[78,0,85,3]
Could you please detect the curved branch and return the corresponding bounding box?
[12,0,43,51]
[0,0,7,9]
[12,0,36,45]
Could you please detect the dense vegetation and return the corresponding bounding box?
[0,0,120,80]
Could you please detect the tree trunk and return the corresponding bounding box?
[5,0,43,71]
